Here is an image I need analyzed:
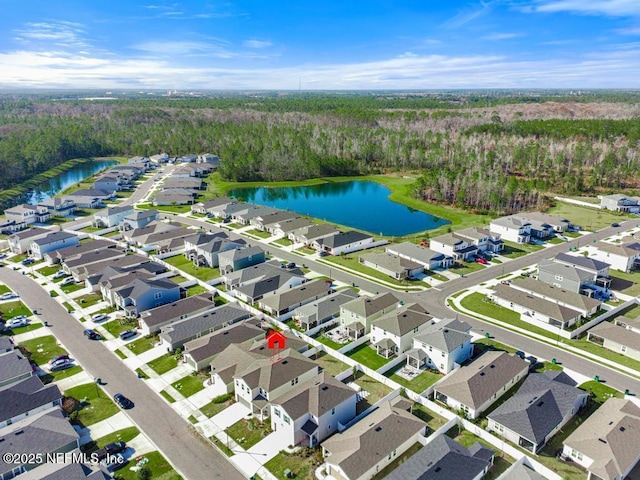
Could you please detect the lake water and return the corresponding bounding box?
[9,159,118,207]
[228,180,450,236]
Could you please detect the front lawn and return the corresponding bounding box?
[200,394,234,418]
[37,265,61,276]
[548,203,630,232]
[100,318,138,338]
[75,293,104,308]
[171,375,205,398]
[164,255,221,282]
[60,283,83,294]
[312,351,350,377]
[19,335,67,365]
[264,448,323,480]
[384,363,443,394]
[126,335,158,355]
[112,451,182,480]
[147,353,179,375]
[8,322,44,336]
[160,390,176,403]
[346,342,392,370]
[245,229,272,239]
[81,426,140,453]
[65,383,119,427]
[296,246,316,255]
[501,241,543,259]
[41,365,83,384]
[426,270,449,282]
[226,418,272,450]
[272,237,293,247]
[321,253,421,289]
[0,285,10,295]
[579,380,623,403]
[0,300,32,319]
[449,260,486,276]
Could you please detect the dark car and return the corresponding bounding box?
[83,329,100,340]
[612,223,620,228]
[113,393,134,409]
[525,355,538,368]
[100,452,127,472]
[94,442,127,462]
[49,354,70,365]
[21,258,34,266]
[119,329,137,340]
[515,350,525,359]
[318,251,328,257]
[286,262,296,269]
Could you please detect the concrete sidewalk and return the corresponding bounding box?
[77,411,135,446]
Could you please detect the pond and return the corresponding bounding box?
[228,180,449,236]
[8,159,118,207]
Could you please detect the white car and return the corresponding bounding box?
[91,313,109,323]
[0,292,18,301]
[6,317,29,328]
[60,277,75,286]
[53,270,67,279]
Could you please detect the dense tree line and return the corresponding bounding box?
[0,93,638,215]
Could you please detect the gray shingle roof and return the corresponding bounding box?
[360,252,423,274]
[125,209,158,221]
[589,321,640,351]
[488,373,587,446]
[9,227,50,240]
[434,351,529,409]
[492,284,582,322]
[511,277,602,312]
[218,245,265,263]
[537,259,595,283]
[0,376,62,424]
[259,279,330,313]
[596,241,640,258]
[384,434,493,480]
[554,252,610,272]
[184,319,264,363]
[114,277,178,301]
[341,292,400,318]
[196,197,234,210]
[31,231,77,247]
[45,239,114,261]
[18,462,111,480]
[0,337,14,351]
[0,353,33,386]
[236,273,298,300]
[414,318,472,353]
[497,463,547,480]
[236,348,319,391]
[63,248,126,269]
[140,293,217,329]
[225,261,302,288]
[372,303,432,337]
[293,290,359,325]
[293,224,340,242]
[491,216,531,229]
[386,242,446,264]
[317,231,372,249]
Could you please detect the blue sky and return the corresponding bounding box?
[0,0,639,89]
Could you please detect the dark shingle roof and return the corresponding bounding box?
[159,304,250,345]
[0,376,62,424]
[0,353,33,386]
[184,319,264,363]
[318,231,372,249]
[140,293,217,329]
[31,231,77,247]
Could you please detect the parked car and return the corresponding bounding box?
[286,262,296,269]
[0,292,18,301]
[91,313,109,323]
[113,393,134,409]
[83,329,101,340]
[53,270,67,279]
[49,354,70,365]
[515,350,525,359]
[94,442,127,462]
[50,359,74,371]
[60,277,76,286]
[119,329,137,340]
[318,251,328,257]
[611,223,620,228]
[0,253,7,259]
[5,317,29,329]
[100,452,127,472]
[21,258,34,266]
[525,355,538,368]
[475,257,488,265]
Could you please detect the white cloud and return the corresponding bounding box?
[243,40,272,49]
[14,21,89,48]
[615,26,640,35]
[443,1,499,28]
[524,0,640,17]
[482,32,522,40]
[0,47,639,89]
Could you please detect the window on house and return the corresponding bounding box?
[622,346,627,353]
[555,275,563,281]
[274,409,280,417]
[154,292,163,299]
[331,407,336,415]
[284,415,290,424]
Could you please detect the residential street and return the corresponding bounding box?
[0,267,244,480]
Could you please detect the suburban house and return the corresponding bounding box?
[150,153,169,163]
[29,231,79,260]
[142,227,195,253]
[153,191,195,206]
[322,398,427,480]
[190,197,234,215]
[178,154,198,163]
[291,289,359,332]
[137,293,217,335]
[600,194,640,213]
[270,373,358,448]
[455,227,505,253]
[163,177,203,190]
[62,248,128,278]
[429,233,478,261]
[217,245,266,275]
[0,353,34,388]
[562,397,640,480]
[340,292,401,338]
[197,153,220,166]
[120,209,159,230]
[65,189,115,208]
[385,434,494,480]
[183,319,264,371]
[615,315,640,334]
[233,205,279,225]
[553,253,611,281]
[93,173,123,192]
[499,463,547,480]
[385,242,452,270]
[233,348,321,419]
[0,376,62,430]
[8,227,51,254]
[359,252,423,280]
[313,231,376,256]
[43,238,114,265]
[250,211,299,231]
[0,409,80,480]
[100,270,155,304]
[369,303,433,358]
[270,217,315,238]
[0,219,26,235]
[123,220,181,246]
[433,351,529,419]
[588,321,640,361]
[520,217,553,239]
[159,303,251,351]
[259,279,332,317]
[3,204,51,225]
[0,338,15,355]
[490,283,584,330]
[490,216,532,244]
[235,272,307,305]
[289,224,340,245]
[112,277,181,317]
[588,241,640,273]
[37,197,76,218]
[183,232,245,267]
[223,260,305,291]
[81,254,158,287]
[509,277,602,318]
[405,318,473,374]
[205,201,244,220]
[537,258,607,295]
[127,155,149,166]
[487,372,589,453]
[522,212,572,233]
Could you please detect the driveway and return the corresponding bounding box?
[231,428,290,477]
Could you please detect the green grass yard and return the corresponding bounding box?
[321,252,422,289]
[264,449,323,480]
[37,265,61,276]
[41,365,83,384]
[200,394,234,418]
[245,228,272,239]
[148,353,179,375]
[185,284,208,296]
[126,335,158,355]
[65,383,119,427]
[226,418,272,450]
[346,342,392,370]
[19,335,66,365]
[75,293,103,308]
[81,427,140,453]
[410,403,448,432]
[548,203,631,231]
[312,351,350,377]
[160,390,176,403]
[384,363,443,394]
[164,255,221,282]
[100,318,138,338]
[60,283,83,294]
[112,451,182,480]
[0,300,32,319]
[272,237,293,247]
[171,375,205,398]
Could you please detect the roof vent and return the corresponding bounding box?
[375,426,382,432]
[282,360,288,365]
[223,331,229,335]
[620,427,626,432]
[537,401,544,407]
[490,365,495,368]
[480,372,485,376]
[598,438,607,444]
[15,431,24,435]
[435,467,441,473]
[322,386,329,391]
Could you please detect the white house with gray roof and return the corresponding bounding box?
[600,194,640,213]
[270,372,357,448]
[235,272,307,305]
[456,227,504,252]
[537,258,606,294]
[433,351,529,419]
[490,216,532,244]
[259,279,332,318]
[313,231,376,256]
[510,277,602,317]
[369,303,433,358]
[183,232,245,268]
[289,224,340,245]
[121,209,158,230]
[292,289,359,332]
[430,233,478,261]
[4,204,51,225]
[0,376,62,430]
[250,211,299,231]
[385,242,452,270]
[488,372,588,453]
[359,252,423,280]
[218,245,266,275]
[191,197,235,215]
[587,241,640,273]
[322,398,427,480]
[8,227,51,254]
[137,292,217,335]
[159,303,250,351]
[271,217,315,237]
[223,260,303,290]
[522,212,571,233]
[113,277,181,317]
[0,353,34,388]
[562,397,640,480]
[29,231,79,260]
[588,321,640,362]
[405,318,473,374]
[340,292,401,339]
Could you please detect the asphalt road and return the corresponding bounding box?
[0,267,244,480]
[171,213,640,393]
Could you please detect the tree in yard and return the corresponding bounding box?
[137,465,152,480]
